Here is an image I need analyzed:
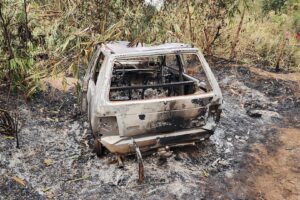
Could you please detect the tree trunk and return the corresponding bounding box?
[23,0,30,47]
[204,24,222,56]
[230,7,246,60]
[0,2,14,59]
[275,37,287,72]
[185,0,193,43]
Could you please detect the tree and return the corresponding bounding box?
[262,0,287,14]
[230,0,250,60]
[0,1,14,60]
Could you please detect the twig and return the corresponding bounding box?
[15,87,20,148]
[127,181,169,189]
[15,112,19,149]
[65,176,91,183]
[185,0,193,43]
[6,83,11,105]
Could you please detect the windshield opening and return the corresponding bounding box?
[109,53,212,101]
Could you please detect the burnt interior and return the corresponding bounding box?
[109,54,211,101]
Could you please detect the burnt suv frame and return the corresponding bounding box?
[81,42,222,156]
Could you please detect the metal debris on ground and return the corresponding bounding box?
[133,140,145,183]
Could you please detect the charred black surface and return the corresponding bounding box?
[191,97,212,106]
[153,116,188,133]
[110,81,194,91]
[238,67,295,97]
[236,66,300,111]
[138,114,145,120]
[150,109,207,134]
[158,131,211,145]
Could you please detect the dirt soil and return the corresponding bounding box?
[0,58,299,200]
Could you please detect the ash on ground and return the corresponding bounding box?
[0,59,299,200]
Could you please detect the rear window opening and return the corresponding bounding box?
[109,53,212,101]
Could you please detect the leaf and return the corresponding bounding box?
[44,159,54,166]
[202,170,209,177]
[61,35,76,52]
[189,6,194,14]
[12,176,26,186]
[173,24,181,34]
[69,155,79,160]
[43,187,51,192]
[66,176,91,183]
[4,136,15,140]
[26,85,39,98]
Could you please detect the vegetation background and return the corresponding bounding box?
[0,0,299,98]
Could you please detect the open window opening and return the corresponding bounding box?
[92,53,104,84]
[109,53,212,101]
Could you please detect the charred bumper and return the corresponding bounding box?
[100,128,212,154]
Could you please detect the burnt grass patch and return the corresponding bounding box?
[0,59,299,199]
[205,60,300,199]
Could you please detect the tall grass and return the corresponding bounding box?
[0,0,299,98]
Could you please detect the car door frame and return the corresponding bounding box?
[81,46,102,113]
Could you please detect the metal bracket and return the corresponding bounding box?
[132,139,144,183]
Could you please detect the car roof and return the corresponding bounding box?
[101,41,195,55]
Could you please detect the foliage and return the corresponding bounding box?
[0,0,37,95]
[262,0,287,14]
[0,0,299,98]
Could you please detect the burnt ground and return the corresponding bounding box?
[0,59,299,200]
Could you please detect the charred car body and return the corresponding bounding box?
[82,42,223,156]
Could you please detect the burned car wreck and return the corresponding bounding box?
[82,41,223,157]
